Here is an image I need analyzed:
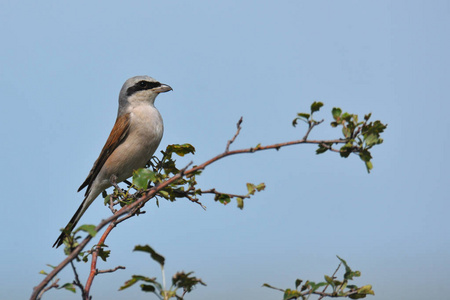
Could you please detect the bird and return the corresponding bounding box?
[53,75,172,248]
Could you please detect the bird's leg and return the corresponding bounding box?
[110,174,121,192]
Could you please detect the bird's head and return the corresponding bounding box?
[118,75,172,115]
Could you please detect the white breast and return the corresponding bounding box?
[98,104,164,185]
[127,104,164,165]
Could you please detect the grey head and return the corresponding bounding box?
[117,75,172,116]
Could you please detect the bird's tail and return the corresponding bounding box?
[53,195,92,248]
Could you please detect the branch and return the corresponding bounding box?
[70,261,86,299]
[84,221,116,299]
[31,120,352,299]
[185,137,346,176]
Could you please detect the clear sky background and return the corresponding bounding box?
[1,1,449,299]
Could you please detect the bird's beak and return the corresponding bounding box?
[154,83,173,93]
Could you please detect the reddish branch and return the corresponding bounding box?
[84,223,115,299]
[31,119,349,300]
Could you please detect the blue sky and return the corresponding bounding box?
[1,1,449,299]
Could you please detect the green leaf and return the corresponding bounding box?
[332,107,342,120]
[133,169,157,189]
[336,256,360,280]
[349,294,367,299]
[140,284,156,293]
[103,194,111,206]
[283,288,301,300]
[119,275,158,291]
[324,275,333,284]
[60,283,76,293]
[349,286,374,300]
[365,160,373,173]
[297,112,310,119]
[98,247,111,262]
[214,193,231,205]
[134,245,165,267]
[341,112,352,122]
[76,225,97,238]
[39,270,47,275]
[309,282,327,292]
[262,283,284,291]
[359,150,372,162]
[172,271,206,292]
[342,127,351,138]
[310,101,324,113]
[364,113,372,121]
[292,113,310,127]
[166,144,196,157]
[255,183,266,191]
[300,280,310,291]
[339,143,353,158]
[316,144,329,154]
[236,197,244,210]
[357,285,375,295]
[246,183,256,195]
[295,279,302,289]
[364,134,378,147]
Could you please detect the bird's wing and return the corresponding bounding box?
[78,113,131,195]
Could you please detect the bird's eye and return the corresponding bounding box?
[139,81,148,87]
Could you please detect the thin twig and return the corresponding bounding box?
[200,188,249,199]
[225,117,243,152]
[36,278,59,300]
[96,266,126,274]
[317,262,342,300]
[184,194,207,210]
[108,195,117,214]
[70,261,87,299]
[302,119,324,141]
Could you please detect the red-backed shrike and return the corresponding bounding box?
[53,75,172,248]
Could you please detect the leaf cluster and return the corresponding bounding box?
[120,245,206,299]
[292,101,324,127]
[263,256,374,299]
[132,144,265,209]
[330,109,386,172]
[293,102,387,172]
